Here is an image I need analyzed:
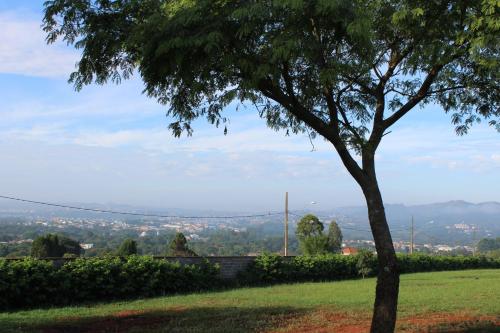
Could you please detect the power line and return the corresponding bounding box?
[0,195,283,220]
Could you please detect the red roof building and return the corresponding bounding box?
[341,247,359,255]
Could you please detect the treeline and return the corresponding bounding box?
[29,233,197,258]
[1,253,499,311]
[0,223,299,257]
[4,214,343,258]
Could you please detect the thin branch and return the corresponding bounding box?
[384,88,414,97]
[372,65,383,80]
[305,127,316,152]
[427,85,466,94]
[382,64,444,130]
[337,103,364,144]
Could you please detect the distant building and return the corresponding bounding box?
[80,243,94,250]
[341,247,359,255]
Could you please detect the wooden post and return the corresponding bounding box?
[410,216,414,255]
[472,226,476,256]
[284,192,288,256]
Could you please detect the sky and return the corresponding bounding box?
[0,1,499,212]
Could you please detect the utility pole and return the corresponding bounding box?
[410,216,414,255]
[472,226,477,256]
[284,192,288,256]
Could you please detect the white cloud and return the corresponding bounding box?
[0,11,78,78]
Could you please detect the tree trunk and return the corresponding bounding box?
[362,177,400,333]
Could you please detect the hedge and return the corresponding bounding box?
[1,254,499,310]
[238,253,500,285]
[0,256,220,310]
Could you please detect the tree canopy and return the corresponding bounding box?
[168,232,197,256]
[117,238,138,256]
[296,214,344,255]
[31,234,81,258]
[44,0,499,149]
[42,1,499,331]
[477,237,500,252]
[327,220,343,253]
[296,214,324,240]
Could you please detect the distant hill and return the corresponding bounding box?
[334,200,500,229]
[325,201,500,244]
[0,197,498,243]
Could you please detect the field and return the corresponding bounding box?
[1,269,499,333]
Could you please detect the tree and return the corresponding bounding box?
[0,244,8,258]
[357,249,376,279]
[477,237,500,252]
[117,238,138,256]
[59,236,82,257]
[301,234,330,256]
[43,1,500,331]
[296,214,328,255]
[31,234,81,258]
[296,214,324,240]
[327,220,343,254]
[167,233,197,256]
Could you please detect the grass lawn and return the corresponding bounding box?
[1,269,499,333]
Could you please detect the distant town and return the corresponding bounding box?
[0,212,489,257]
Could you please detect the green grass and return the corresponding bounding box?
[1,269,499,332]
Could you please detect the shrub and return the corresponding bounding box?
[1,253,498,311]
[0,256,220,310]
[240,253,364,285]
[0,258,62,309]
[240,253,500,286]
[356,250,375,278]
[239,253,287,284]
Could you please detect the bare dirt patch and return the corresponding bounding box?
[39,308,499,333]
[399,312,500,332]
[268,309,371,333]
[270,310,499,333]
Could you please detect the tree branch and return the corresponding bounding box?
[427,85,466,94]
[336,103,365,145]
[257,78,367,186]
[382,64,444,130]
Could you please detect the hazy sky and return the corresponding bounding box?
[1,1,499,211]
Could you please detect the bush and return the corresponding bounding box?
[240,253,500,286]
[0,258,62,309]
[1,253,498,311]
[240,253,367,285]
[238,253,288,284]
[356,250,375,278]
[0,256,220,310]
[397,254,500,273]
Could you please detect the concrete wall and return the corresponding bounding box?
[158,256,294,279]
[159,256,258,279]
